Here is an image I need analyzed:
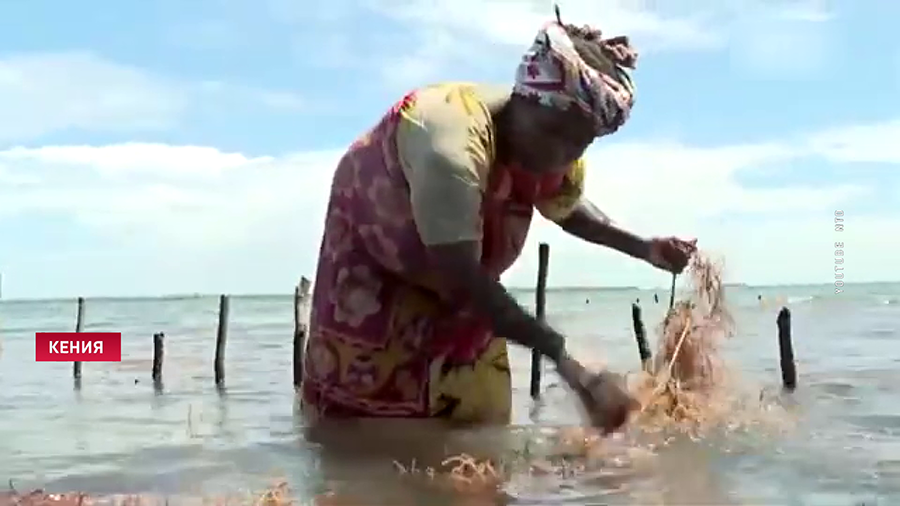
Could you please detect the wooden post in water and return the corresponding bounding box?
[293,277,312,390]
[73,297,85,384]
[668,273,677,309]
[777,307,797,392]
[631,302,651,368]
[152,332,164,388]
[530,243,550,399]
[214,295,229,387]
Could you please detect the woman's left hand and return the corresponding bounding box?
[556,355,639,434]
[646,237,697,274]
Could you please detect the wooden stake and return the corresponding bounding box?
[530,243,550,399]
[73,297,84,383]
[152,332,164,389]
[668,273,677,309]
[214,295,229,387]
[631,302,651,368]
[777,307,797,392]
[293,277,311,390]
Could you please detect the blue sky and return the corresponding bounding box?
[0,0,897,299]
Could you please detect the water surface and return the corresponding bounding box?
[1,283,898,504]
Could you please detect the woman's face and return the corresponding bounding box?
[504,96,597,174]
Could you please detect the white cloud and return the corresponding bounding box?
[0,52,185,142]
[0,164,40,186]
[0,52,310,144]
[313,0,835,86]
[501,133,875,288]
[0,146,336,248]
[171,0,835,92]
[1,116,893,298]
[240,0,725,90]
[0,143,265,179]
[363,0,721,87]
[371,0,720,53]
[705,213,897,286]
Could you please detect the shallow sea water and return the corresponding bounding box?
[1,283,898,505]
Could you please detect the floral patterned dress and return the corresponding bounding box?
[301,83,585,422]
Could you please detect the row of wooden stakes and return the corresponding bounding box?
[628,300,798,392]
[68,277,312,392]
[63,243,797,396]
[528,243,797,397]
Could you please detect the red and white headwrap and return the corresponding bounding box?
[513,20,637,137]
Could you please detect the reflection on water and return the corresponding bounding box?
[0,284,898,504]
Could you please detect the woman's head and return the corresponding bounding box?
[501,13,638,174]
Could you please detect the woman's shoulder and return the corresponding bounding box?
[396,83,508,190]
[407,82,510,124]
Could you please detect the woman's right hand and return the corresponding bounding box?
[555,353,639,434]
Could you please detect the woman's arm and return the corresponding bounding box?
[395,86,637,431]
[533,159,650,261]
[397,85,569,363]
[557,198,651,261]
[428,241,567,361]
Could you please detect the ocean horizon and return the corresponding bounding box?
[1,280,896,304]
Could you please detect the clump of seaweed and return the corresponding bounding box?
[393,454,503,496]
[628,253,737,435]
[0,481,298,506]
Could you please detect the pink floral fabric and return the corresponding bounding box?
[301,89,568,418]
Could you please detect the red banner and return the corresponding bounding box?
[35,332,122,362]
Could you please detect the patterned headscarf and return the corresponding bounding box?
[513,14,638,137]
